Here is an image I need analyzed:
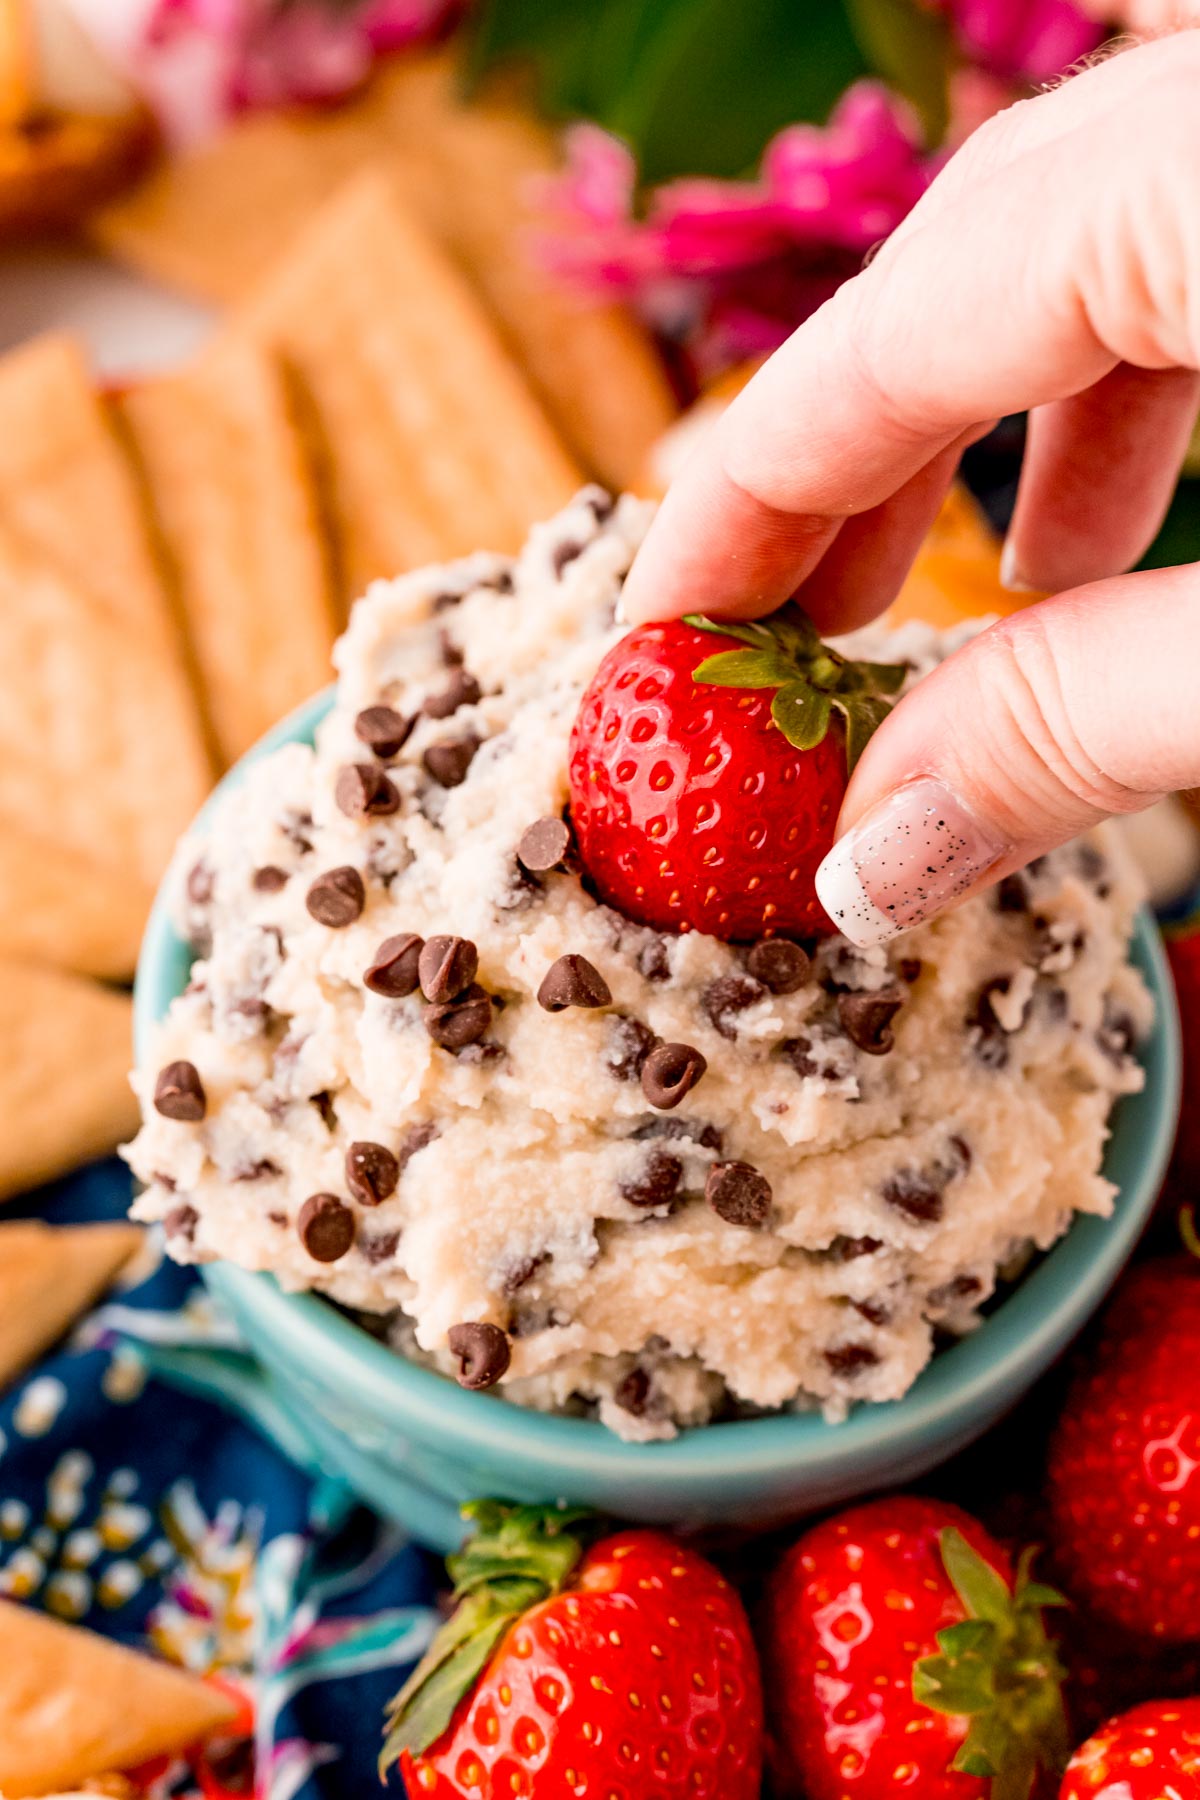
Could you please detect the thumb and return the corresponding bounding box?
[815,565,1200,946]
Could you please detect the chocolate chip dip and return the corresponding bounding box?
[126,491,1152,1441]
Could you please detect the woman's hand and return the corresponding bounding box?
[622,31,1200,945]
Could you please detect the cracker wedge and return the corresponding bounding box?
[0,524,212,885]
[118,336,337,765]
[0,823,151,980]
[377,59,677,492]
[0,961,138,1201]
[241,170,582,596]
[0,1218,141,1387]
[93,53,675,489]
[888,483,1041,628]
[0,1599,235,1795]
[0,334,174,649]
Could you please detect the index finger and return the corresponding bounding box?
[621,38,1197,625]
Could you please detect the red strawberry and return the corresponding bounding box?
[1046,1257,1200,1643]
[383,1503,763,1798]
[760,1495,1068,1800]
[1060,1698,1200,1798]
[568,605,905,941]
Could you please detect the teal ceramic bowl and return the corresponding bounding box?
[134,691,1182,1555]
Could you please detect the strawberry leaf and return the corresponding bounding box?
[693,648,794,689]
[380,1503,598,1774]
[772,682,832,750]
[940,1527,1014,1626]
[684,604,906,766]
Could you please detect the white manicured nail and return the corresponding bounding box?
[999,536,1035,593]
[815,778,1008,946]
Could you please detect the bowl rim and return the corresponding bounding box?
[136,687,1183,1478]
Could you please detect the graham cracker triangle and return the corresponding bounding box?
[0,521,213,887]
[117,333,337,767]
[0,1218,142,1388]
[0,333,177,651]
[0,820,153,981]
[0,960,138,1201]
[240,169,582,599]
[0,1599,236,1795]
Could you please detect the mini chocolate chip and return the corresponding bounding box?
[746,938,811,994]
[632,1115,723,1152]
[538,953,612,1012]
[397,1121,438,1170]
[306,866,365,927]
[1078,841,1105,879]
[637,937,671,982]
[969,981,1011,1070]
[607,1016,659,1082]
[824,1343,880,1376]
[297,1193,355,1262]
[615,1366,650,1416]
[231,1158,280,1182]
[253,865,288,892]
[187,861,214,905]
[517,816,572,874]
[928,1274,983,1307]
[154,1061,206,1121]
[346,1141,399,1206]
[706,1160,772,1229]
[881,1169,945,1225]
[703,975,765,1039]
[437,629,464,669]
[448,1321,511,1390]
[552,539,584,577]
[852,1299,890,1326]
[419,935,479,1004]
[457,1040,506,1066]
[621,1150,683,1209]
[502,1253,550,1295]
[898,958,923,984]
[996,874,1030,913]
[838,989,904,1055]
[423,733,479,788]
[641,1042,706,1109]
[281,809,315,853]
[354,704,413,760]
[310,1091,338,1131]
[826,1234,883,1263]
[164,1203,198,1242]
[426,983,493,1049]
[335,763,401,819]
[423,668,482,719]
[780,1035,818,1077]
[364,932,424,997]
[361,1230,400,1264]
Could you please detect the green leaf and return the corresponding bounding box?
[1019,1582,1069,1611]
[844,0,951,144]
[380,1608,515,1770]
[939,1527,1014,1627]
[693,647,794,689]
[772,683,832,750]
[837,657,908,696]
[834,693,890,772]
[467,0,873,182]
[683,613,772,650]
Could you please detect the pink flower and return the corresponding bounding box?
[537,83,933,377]
[938,0,1105,83]
[134,0,453,137]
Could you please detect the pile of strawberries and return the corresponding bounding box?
[375,1232,1200,1799]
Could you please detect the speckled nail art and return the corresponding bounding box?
[815,779,1007,947]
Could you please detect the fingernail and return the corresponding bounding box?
[815,777,1008,947]
[999,536,1035,594]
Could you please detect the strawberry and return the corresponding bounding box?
[382,1502,763,1798]
[1045,1257,1200,1643]
[568,604,905,941]
[760,1495,1068,1800]
[1060,1698,1200,1798]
